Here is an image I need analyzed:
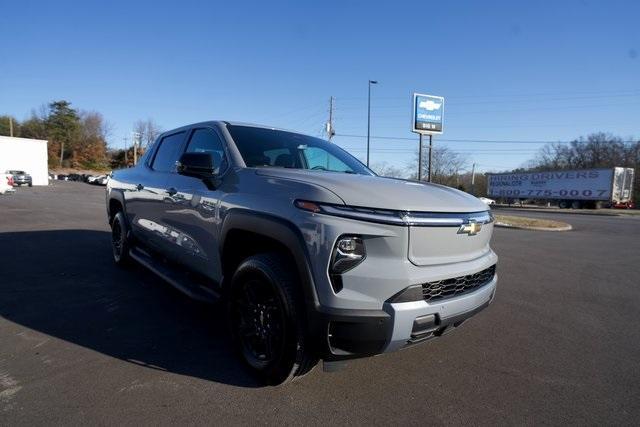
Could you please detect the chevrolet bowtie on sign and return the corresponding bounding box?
[412,93,444,134]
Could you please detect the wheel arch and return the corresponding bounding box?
[107,190,126,225]
[219,210,321,320]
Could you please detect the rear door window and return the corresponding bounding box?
[151,132,185,172]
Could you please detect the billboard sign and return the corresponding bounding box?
[412,93,444,134]
[486,169,614,200]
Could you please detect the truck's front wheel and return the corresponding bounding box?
[111,211,132,266]
[227,253,317,385]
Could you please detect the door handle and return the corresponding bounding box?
[167,187,177,196]
[136,183,144,191]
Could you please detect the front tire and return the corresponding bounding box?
[227,253,317,385]
[111,211,132,266]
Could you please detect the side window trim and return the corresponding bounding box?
[143,136,162,168]
[150,131,187,172]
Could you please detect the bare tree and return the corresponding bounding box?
[407,146,469,187]
[134,119,162,149]
[371,161,407,178]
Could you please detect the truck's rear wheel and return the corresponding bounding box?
[111,211,132,266]
[227,253,317,385]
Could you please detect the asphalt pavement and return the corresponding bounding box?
[1,182,639,425]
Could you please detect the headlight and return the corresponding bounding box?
[330,236,366,274]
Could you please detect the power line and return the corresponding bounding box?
[335,92,640,110]
[334,133,638,144]
[335,88,640,102]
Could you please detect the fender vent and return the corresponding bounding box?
[421,265,496,302]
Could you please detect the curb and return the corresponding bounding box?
[495,222,572,232]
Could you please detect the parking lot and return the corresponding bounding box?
[1,182,639,425]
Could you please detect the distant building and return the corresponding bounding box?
[0,136,49,185]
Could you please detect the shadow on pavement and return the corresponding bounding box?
[0,229,261,388]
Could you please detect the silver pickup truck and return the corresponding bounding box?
[106,121,498,384]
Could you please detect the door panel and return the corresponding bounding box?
[129,131,187,254]
[163,174,223,282]
[160,127,228,284]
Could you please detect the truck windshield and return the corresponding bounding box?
[227,125,374,175]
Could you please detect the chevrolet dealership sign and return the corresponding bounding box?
[412,93,444,134]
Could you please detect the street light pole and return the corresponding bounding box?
[366,80,378,167]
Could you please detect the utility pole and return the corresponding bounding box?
[427,134,433,182]
[9,117,13,137]
[123,136,128,166]
[132,132,141,166]
[326,96,335,141]
[471,163,476,195]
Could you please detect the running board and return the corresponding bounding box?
[129,247,220,304]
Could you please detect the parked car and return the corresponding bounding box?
[478,196,496,205]
[57,174,69,181]
[67,173,82,182]
[6,170,32,187]
[107,122,498,384]
[95,175,109,186]
[0,173,15,194]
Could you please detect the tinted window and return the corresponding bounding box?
[226,125,373,175]
[152,132,185,172]
[185,128,227,174]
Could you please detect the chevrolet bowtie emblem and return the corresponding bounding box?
[458,220,482,236]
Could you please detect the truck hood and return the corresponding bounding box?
[254,168,487,212]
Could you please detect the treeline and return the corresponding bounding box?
[521,133,639,202]
[527,133,639,172]
[371,133,639,201]
[0,101,161,170]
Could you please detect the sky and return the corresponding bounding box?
[1,0,638,174]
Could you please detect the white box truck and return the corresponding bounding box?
[486,167,635,209]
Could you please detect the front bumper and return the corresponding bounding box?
[320,274,497,359]
[384,275,497,352]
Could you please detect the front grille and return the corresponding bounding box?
[421,265,496,302]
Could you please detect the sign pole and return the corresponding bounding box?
[411,93,444,183]
[418,133,423,181]
[427,134,433,183]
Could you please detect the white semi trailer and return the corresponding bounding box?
[487,167,635,209]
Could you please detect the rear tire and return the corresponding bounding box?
[28,182,32,187]
[227,253,318,385]
[111,211,132,266]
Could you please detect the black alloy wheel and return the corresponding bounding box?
[227,253,318,385]
[111,211,131,266]
[231,277,286,369]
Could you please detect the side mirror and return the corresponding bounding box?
[176,152,218,188]
[177,152,215,177]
